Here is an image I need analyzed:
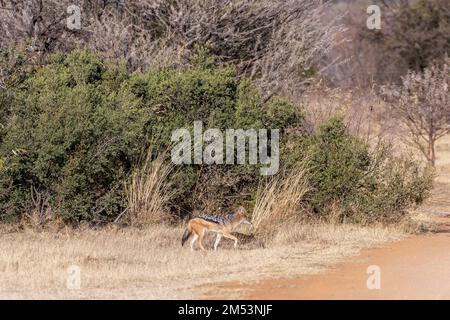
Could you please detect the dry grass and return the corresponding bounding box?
[2,136,447,300]
[123,150,173,226]
[251,160,310,239]
[396,135,450,233]
[0,221,405,299]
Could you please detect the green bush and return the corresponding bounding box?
[0,49,432,225]
[353,142,433,224]
[123,52,303,216]
[307,117,371,219]
[0,49,303,223]
[306,117,433,223]
[0,50,147,222]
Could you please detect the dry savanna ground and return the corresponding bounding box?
[0,221,407,299]
[1,136,449,300]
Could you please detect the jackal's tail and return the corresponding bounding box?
[181,224,192,246]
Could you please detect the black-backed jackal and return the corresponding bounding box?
[181,206,252,251]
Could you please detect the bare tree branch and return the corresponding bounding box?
[380,58,450,165]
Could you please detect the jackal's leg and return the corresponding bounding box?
[190,233,198,251]
[198,229,206,251]
[214,233,222,251]
[222,231,238,248]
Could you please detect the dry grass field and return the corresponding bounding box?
[1,136,448,300]
[0,221,405,299]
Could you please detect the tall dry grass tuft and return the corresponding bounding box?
[251,159,310,240]
[124,149,173,226]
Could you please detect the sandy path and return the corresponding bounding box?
[207,136,450,300]
[215,216,450,299]
[207,185,450,300]
[208,176,450,300]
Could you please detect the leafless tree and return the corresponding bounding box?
[127,0,342,101]
[0,0,72,54]
[323,0,449,89]
[0,0,342,100]
[380,59,450,166]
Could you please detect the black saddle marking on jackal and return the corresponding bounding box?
[198,212,233,225]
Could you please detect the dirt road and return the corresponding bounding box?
[208,137,450,299]
[215,215,450,299]
[237,178,450,300]
[208,179,450,300]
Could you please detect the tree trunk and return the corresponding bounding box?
[428,136,436,166]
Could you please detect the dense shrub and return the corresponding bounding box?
[0,49,303,223]
[0,50,147,223]
[306,117,433,224]
[307,117,370,219]
[123,51,303,216]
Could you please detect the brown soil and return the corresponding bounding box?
[209,216,450,299]
[206,135,450,300]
